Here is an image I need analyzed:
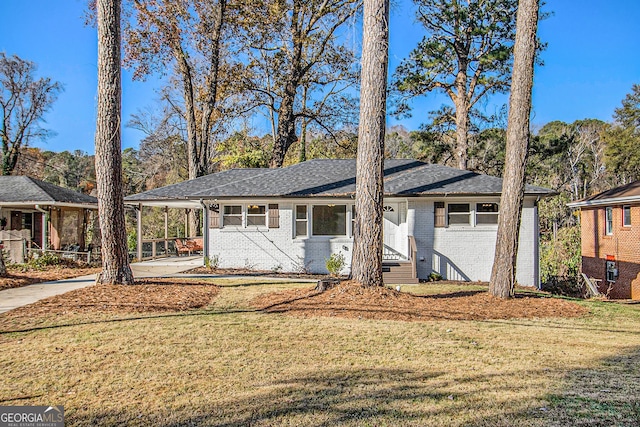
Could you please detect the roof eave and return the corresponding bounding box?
[568,195,640,208]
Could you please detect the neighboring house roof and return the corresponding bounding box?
[125,159,554,204]
[0,176,97,206]
[568,180,640,208]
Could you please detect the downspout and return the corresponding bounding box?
[199,200,210,264]
[34,205,48,251]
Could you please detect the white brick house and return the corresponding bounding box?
[125,159,552,286]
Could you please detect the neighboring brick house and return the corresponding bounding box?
[568,181,640,299]
[126,159,554,286]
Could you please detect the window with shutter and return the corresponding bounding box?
[268,204,279,228]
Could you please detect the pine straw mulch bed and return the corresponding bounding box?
[2,278,220,320]
[252,281,589,321]
[0,266,102,291]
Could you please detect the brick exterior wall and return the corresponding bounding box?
[208,197,541,286]
[580,204,640,299]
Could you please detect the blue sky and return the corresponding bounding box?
[1,0,639,154]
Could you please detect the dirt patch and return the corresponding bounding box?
[0,266,101,291]
[252,281,589,321]
[3,278,219,318]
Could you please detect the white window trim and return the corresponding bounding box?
[294,203,355,238]
[447,203,471,227]
[605,206,613,236]
[222,203,269,229]
[294,204,309,238]
[246,204,267,227]
[475,203,499,226]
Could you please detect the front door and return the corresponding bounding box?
[383,203,399,251]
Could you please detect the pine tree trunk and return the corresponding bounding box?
[489,0,539,298]
[454,93,470,170]
[350,0,389,287]
[95,0,134,285]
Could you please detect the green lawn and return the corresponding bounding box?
[1,279,639,426]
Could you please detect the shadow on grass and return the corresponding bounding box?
[533,346,640,427]
[67,367,506,426]
[70,353,640,427]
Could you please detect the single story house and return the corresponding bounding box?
[0,176,98,261]
[125,159,554,285]
[568,181,640,299]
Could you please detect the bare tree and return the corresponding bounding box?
[350,0,389,287]
[237,0,361,168]
[95,0,134,284]
[489,0,539,298]
[0,53,62,175]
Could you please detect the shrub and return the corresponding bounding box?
[27,251,63,269]
[428,272,443,281]
[325,252,346,277]
[540,225,582,296]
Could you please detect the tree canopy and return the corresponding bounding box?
[393,0,519,170]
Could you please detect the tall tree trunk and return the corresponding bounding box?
[489,0,539,298]
[350,0,389,287]
[95,0,134,285]
[454,96,470,170]
[270,83,299,168]
[299,86,308,163]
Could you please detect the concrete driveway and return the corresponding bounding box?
[0,256,203,314]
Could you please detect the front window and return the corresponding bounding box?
[605,207,613,235]
[476,203,499,225]
[246,205,266,226]
[223,205,242,226]
[312,205,346,236]
[295,205,308,237]
[448,203,470,226]
[623,205,631,227]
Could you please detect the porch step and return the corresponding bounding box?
[383,261,419,284]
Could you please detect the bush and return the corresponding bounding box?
[325,252,346,277]
[539,225,585,297]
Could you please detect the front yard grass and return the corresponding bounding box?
[1,279,639,426]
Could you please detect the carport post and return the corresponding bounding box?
[164,206,169,255]
[199,200,209,262]
[137,204,143,261]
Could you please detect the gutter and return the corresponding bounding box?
[567,195,640,208]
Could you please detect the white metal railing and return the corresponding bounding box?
[383,244,408,261]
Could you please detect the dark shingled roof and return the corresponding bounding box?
[568,180,640,207]
[581,181,640,202]
[0,176,97,204]
[125,159,554,202]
